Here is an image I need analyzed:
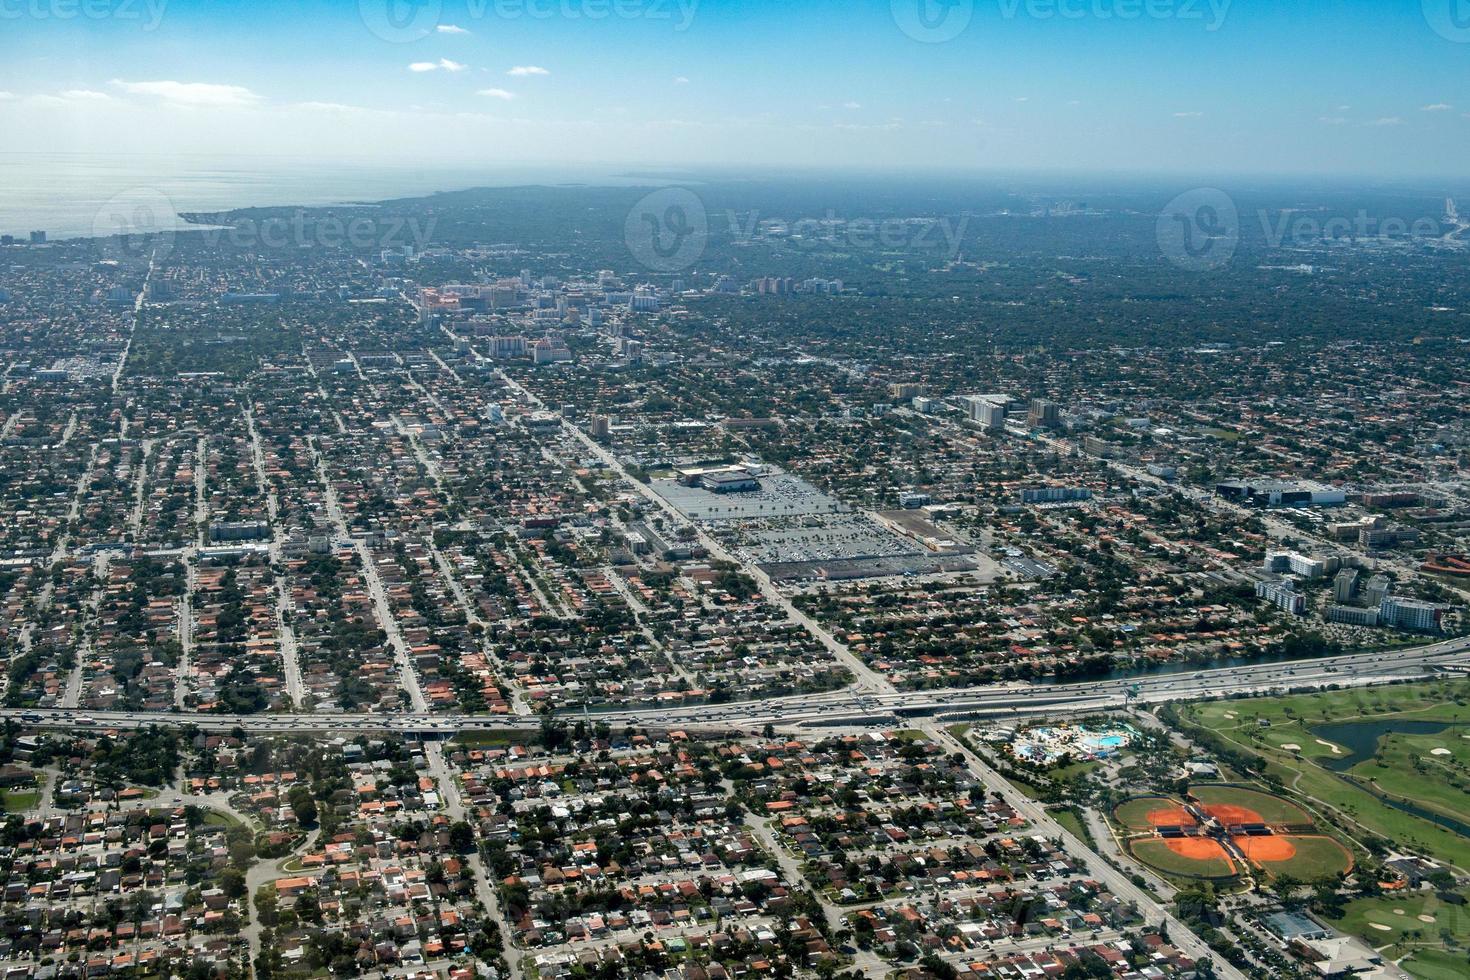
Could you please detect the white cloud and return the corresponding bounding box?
[61,89,113,102]
[477,88,515,100]
[436,24,469,34]
[110,79,259,106]
[507,65,549,77]
[409,59,467,73]
[290,101,367,114]
[842,101,861,110]
[1422,103,1452,112]
[1319,116,1348,125]
[1173,111,1204,118]
[0,91,16,101]
[1014,96,1029,103]
[673,76,690,85]
[1368,116,1403,126]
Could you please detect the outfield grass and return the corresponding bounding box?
[1180,681,1470,871]
[1251,835,1353,880]
[1191,784,1313,824]
[1113,796,1189,832]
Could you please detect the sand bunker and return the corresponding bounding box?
[1280,743,1301,751]
[1369,922,1392,932]
[1431,747,1452,757]
[1315,739,1342,754]
[1418,914,1436,923]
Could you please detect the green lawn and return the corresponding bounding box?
[1401,947,1470,980]
[203,809,245,830]
[450,730,525,747]
[1052,806,1094,848]
[1180,681,1470,870]
[1350,731,1470,827]
[1331,893,1470,977]
[1,789,38,812]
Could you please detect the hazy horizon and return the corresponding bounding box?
[5,0,1470,180]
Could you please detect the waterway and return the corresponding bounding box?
[1308,718,1470,840]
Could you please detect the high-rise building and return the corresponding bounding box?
[589,415,611,440]
[1333,568,1359,603]
[1028,398,1060,429]
[1379,597,1443,633]
[966,395,1009,431]
[1255,579,1305,616]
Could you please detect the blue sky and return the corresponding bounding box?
[2,0,1468,177]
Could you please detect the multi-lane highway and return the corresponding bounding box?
[8,635,1466,736]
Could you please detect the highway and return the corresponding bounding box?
[8,634,1466,736]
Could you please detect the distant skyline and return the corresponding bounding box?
[3,0,1470,179]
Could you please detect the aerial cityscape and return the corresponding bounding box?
[4,3,1470,980]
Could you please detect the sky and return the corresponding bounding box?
[2,0,1469,179]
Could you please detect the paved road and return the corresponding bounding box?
[493,367,895,695]
[7,635,1466,736]
[926,723,1248,980]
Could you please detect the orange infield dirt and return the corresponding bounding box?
[1231,835,1297,862]
[1146,806,1197,827]
[1202,804,1265,825]
[1164,837,1230,861]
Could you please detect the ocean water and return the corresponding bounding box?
[0,153,646,240]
